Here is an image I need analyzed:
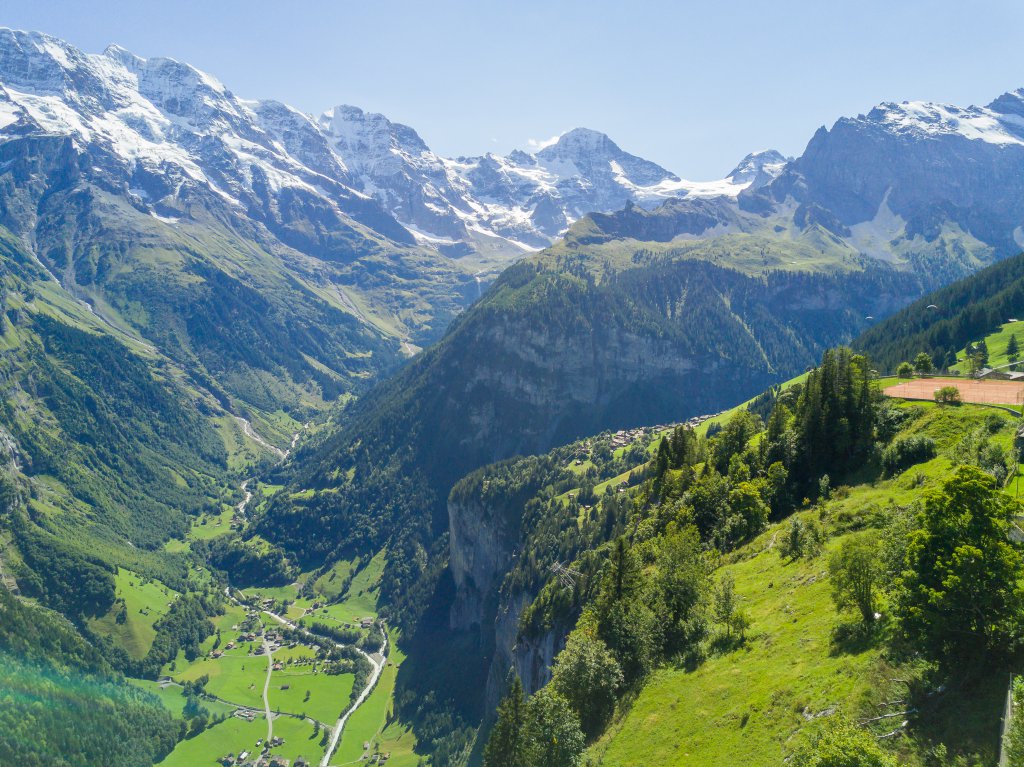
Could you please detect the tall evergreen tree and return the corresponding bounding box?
[792,348,876,492]
[483,674,528,767]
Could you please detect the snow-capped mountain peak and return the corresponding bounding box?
[0,28,789,262]
[727,149,789,188]
[866,96,1024,146]
[535,127,680,186]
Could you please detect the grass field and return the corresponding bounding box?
[298,551,385,635]
[363,642,420,767]
[950,320,1024,374]
[157,712,326,767]
[188,505,236,541]
[172,653,268,710]
[313,559,360,601]
[129,678,235,719]
[88,568,178,659]
[269,667,355,724]
[591,525,884,766]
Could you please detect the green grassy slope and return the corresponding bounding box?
[88,569,179,659]
[590,400,1015,766]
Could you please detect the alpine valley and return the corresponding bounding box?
[4,25,1024,767]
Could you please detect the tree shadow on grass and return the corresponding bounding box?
[829,619,883,656]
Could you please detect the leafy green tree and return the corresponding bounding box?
[828,534,881,623]
[1008,333,1020,363]
[758,461,791,516]
[483,674,528,767]
[713,573,748,641]
[596,598,656,687]
[913,352,933,374]
[934,385,961,405]
[653,526,711,653]
[524,688,585,767]
[779,517,823,560]
[550,630,622,739]
[896,466,1024,669]
[896,361,914,379]
[688,468,731,539]
[711,410,762,474]
[790,720,897,766]
[722,482,769,549]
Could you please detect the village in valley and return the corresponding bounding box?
[100,475,416,767]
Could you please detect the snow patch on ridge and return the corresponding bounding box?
[873,100,1024,146]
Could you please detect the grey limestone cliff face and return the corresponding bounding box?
[448,497,566,709]
[448,492,520,633]
[452,320,701,456]
[483,591,565,708]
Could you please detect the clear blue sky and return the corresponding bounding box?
[4,0,1023,179]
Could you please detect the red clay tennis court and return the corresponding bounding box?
[883,377,1024,406]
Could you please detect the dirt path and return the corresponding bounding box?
[884,377,1024,406]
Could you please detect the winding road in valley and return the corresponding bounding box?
[227,419,386,766]
[225,588,388,767]
[262,608,387,767]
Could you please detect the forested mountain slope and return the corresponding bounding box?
[0,226,238,592]
[0,588,179,767]
[0,222,285,764]
[255,203,930,618]
[854,251,1024,371]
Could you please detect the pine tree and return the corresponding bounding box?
[1008,333,1019,363]
[483,674,528,767]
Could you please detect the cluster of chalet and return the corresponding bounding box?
[361,744,391,763]
[219,737,298,767]
[218,753,306,767]
[209,620,313,661]
[609,427,651,449]
[595,412,727,454]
